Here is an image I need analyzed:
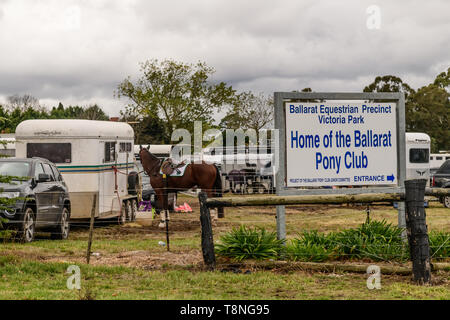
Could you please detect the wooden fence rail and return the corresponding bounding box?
[199,184,449,284]
[204,188,449,208]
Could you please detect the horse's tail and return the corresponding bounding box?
[213,164,223,198]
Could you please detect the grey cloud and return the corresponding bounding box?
[0,0,448,117]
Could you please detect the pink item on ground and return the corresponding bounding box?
[175,202,193,213]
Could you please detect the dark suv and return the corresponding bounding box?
[0,158,71,242]
[432,159,450,208]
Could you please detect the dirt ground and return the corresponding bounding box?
[3,194,449,270]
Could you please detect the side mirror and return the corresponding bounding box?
[38,173,51,183]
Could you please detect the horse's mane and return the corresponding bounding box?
[140,148,159,161]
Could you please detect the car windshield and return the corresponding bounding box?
[0,162,31,178]
[437,160,450,174]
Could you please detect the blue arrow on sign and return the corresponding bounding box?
[387,174,395,182]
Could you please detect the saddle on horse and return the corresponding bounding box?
[160,158,186,176]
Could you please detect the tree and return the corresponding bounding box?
[434,67,450,91]
[363,75,416,101]
[116,59,235,142]
[78,104,109,121]
[120,108,166,144]
[0,100,110,133]
[49,103,84,119]
[364,71,450,152]
[5,94,41,112]
[220,91,274,132]
[407,84,449,152]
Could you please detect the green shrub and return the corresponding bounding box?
[332,219,408,261]
[215,225,284,261]
[0,217,15,240]
[288,220,409,262]
[288,230,338,262]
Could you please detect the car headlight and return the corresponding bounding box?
[0,192,21,199]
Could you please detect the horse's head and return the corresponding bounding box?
[139,147,161,177]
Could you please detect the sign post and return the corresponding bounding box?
[274,92,406,240]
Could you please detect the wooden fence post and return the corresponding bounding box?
[199,192,216,270]
[404,179,431,285]
[86,194,97,264]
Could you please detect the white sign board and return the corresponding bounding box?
[285,102,397,187]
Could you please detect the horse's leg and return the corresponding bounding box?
[156,190,167,228]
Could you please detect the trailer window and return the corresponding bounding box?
[27,143,72,164]
[409,148,429,164]
[105,142,116,162]
[119,142,132,153]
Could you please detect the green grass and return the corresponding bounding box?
[429,231,450,260]
[0,198,449,300]
[1,256,450,300]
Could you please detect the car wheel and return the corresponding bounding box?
[444,196,450,209]
[119,202,127,225]
[21,207,35,243]
[130,199,138,221]
[51,207,70,240]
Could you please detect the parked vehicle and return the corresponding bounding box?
[430,153,450,170]
[432,159,450,208]
[405,132,431,184]
[15,119,139,223]
[0,157,71,242]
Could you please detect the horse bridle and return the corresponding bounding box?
[146,158,162,177]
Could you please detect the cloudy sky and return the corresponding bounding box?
[0,0,448,118]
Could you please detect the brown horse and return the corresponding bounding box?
[139,147,223,226]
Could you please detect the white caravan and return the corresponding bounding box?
[15,119,139,221]
[405,132,431,184]
[430,153,450,170]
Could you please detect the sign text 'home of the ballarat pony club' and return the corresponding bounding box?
[286,102,397,187]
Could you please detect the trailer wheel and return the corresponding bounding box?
[126,200,133,221]
[119,202,127,225]
[128,171,139,195]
